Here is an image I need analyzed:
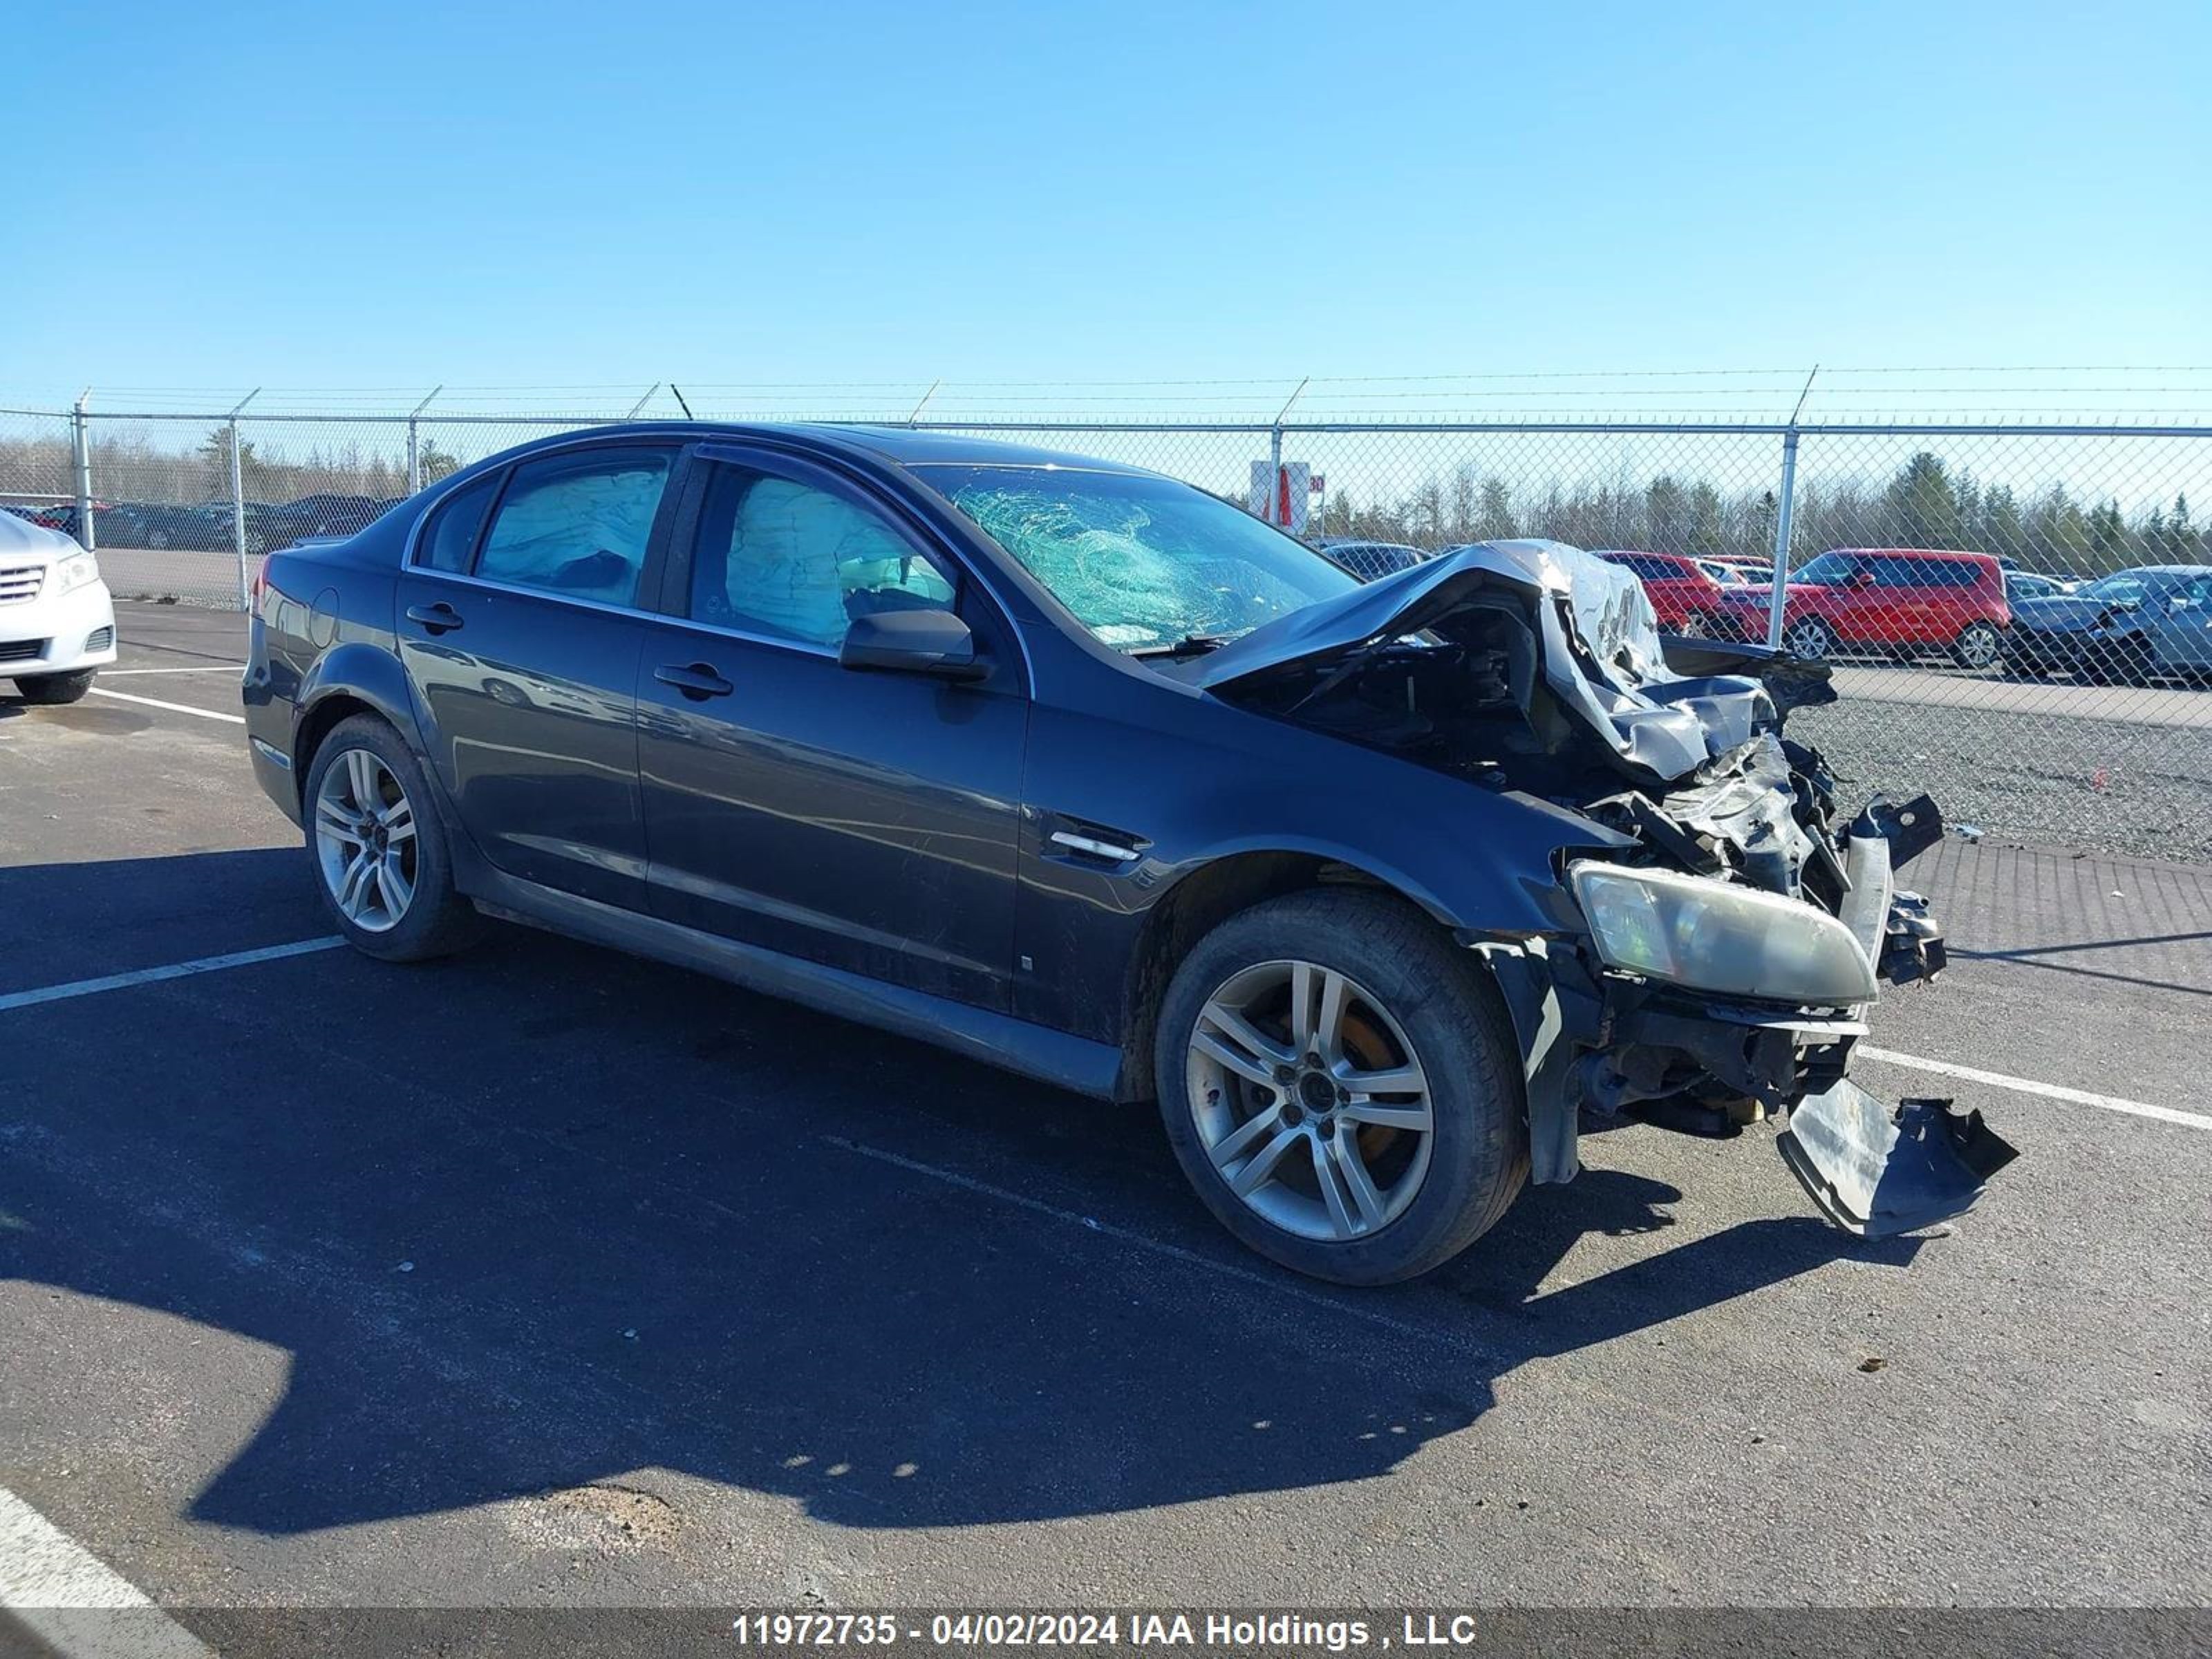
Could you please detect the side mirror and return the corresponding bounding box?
[839,608,986,682]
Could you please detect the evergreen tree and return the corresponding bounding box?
[1883,451,1962,546]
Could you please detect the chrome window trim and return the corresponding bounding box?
[403,565,668,625]
[395,428,1047,693]
[640,609,843,663]
[400,432,682,575]
[409,554,880,666]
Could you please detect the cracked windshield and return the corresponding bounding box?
[921,465,1358,653]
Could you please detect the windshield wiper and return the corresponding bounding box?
[1130,632,1235,659]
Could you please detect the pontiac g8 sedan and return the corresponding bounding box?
[245,424,2010,1284]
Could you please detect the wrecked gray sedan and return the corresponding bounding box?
[246,426,2010,1285]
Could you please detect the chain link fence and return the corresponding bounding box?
[3,401,2206,862]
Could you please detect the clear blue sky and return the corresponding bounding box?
[11,0,2210,409]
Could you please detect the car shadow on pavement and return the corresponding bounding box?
[1947,933,2212,999]
[1,850,1915,1538]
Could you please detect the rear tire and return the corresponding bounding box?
[301,713,482,962]
[1951,620,2001,671]
[12,669,96,705]
[1153,888,1528,1285]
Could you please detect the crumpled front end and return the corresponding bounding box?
[1194,540,2014,1237]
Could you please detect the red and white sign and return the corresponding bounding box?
[1248,460,1312,534]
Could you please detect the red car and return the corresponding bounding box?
[1716,547,2010,668]
[1595,550,1732,636]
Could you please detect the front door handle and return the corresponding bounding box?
[405,601,464,634]
[655,662,734,700]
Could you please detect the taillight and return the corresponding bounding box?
[250,553,273,608]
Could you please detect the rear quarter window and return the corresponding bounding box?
[415,474,499,573]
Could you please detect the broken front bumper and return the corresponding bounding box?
[1482,791,2010,1237]
[1780,1084,2018,1237]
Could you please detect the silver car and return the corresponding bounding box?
[2005,565,2212,684]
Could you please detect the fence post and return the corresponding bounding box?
[1764,427,1800,649]
[229,422,248,609]
[1268,423,1284,525]
[1266,377,1309,531]
[226,388,260,611]
[71,391,94,552]
[406,385,442,494]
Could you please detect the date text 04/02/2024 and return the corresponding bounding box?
[729,1612,1493,1649]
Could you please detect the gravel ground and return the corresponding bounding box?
[1795,696,2212,864]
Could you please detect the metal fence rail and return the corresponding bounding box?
[3,401,2206,863]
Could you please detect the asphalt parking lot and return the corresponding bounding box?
[3,603,2209,1638]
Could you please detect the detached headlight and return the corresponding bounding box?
[55,552,102,594]
[1569,860,1877,1006]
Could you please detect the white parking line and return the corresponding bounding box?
[0,938,344,1013]
[84,686,245,724]
[1859,1044,2211,1130]
[0,1487,213,1657]
[101,666,246,676]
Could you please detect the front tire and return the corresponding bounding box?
[13,668,96,704]
[1154,888,1528,1285]
[1781,617,1833,661]
[302,713,481,962]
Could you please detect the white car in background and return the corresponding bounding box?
[1,509,117,704]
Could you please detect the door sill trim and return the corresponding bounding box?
[466,866,1121,1100]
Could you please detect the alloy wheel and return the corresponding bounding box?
[1185,959,1434,1243]
[1783,619,1831,659]
[313,747,418,933]
[1955,622,2000,671]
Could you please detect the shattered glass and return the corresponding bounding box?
[921,466,1357,652]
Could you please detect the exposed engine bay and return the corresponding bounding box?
[1176,540,2013,1237]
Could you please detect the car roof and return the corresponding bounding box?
[1826,546,1993,560]
[487,420,1159,478]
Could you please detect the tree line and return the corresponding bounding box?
[0,425,468,509]
[2,424,2202,577]
[1306,450,2204,577]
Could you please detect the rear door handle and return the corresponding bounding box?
[655,662,734,700]
[405,601,464,634]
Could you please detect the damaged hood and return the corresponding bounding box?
[1183,538,1765,782]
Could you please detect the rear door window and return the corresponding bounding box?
[474,447,675,607]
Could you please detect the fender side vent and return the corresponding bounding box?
[1044,816,1148,866]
